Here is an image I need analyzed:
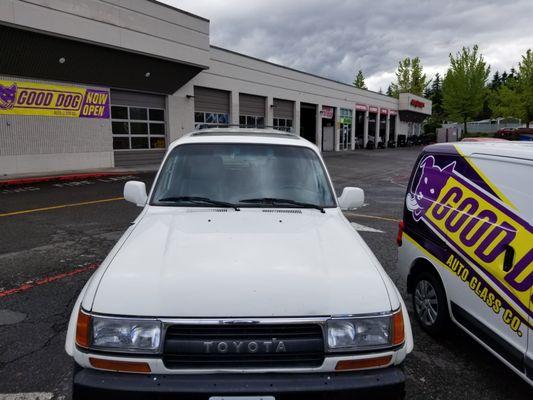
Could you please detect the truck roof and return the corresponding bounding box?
[168,128,315,151]
[425,142,533,161]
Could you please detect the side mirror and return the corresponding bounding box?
[124,181,148,207]
[338,187,364,210]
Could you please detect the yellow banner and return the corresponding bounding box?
[0,79,110,118]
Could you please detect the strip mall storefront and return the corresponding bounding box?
[0,0,431,176]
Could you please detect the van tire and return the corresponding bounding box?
[411,270,449,335]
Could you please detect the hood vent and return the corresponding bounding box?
[262,209,302,214]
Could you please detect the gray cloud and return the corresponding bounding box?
[162,0,533,91]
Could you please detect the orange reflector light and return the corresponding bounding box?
[75,310,91,348]
[392,309,405,346]
[396,220,404,246]
[335,355,392,371]
[89,358,151,373]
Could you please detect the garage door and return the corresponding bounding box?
[239,93,265,128]
[111,90,167,168]
[194,86,230,129]
[273,98,294,132]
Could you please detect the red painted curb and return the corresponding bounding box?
[0,263,99,298]
[0,172,129,187]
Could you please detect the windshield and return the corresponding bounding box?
[151,143,336,208]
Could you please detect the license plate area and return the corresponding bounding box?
[209,397,275,400]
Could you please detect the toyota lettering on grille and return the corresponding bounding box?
[203,340,287,354]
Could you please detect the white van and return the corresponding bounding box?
[397,142,532,385]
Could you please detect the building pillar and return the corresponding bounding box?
[350,107,356,150]
[334,106,341,151]
[375,111,380,148]
[394,113,400,143]
[266,96,274,128]
[385,114,390,146]
[316,104,323,151]
[230,90,239,127]
[363,110,369,148]
[293,100,300,135]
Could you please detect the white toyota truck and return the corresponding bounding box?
[65,128,413,400]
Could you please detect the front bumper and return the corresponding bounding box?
[73,367,405,400]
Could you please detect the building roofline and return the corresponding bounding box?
[150,0,210,23]
[210,45,397,101]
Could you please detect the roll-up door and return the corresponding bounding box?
[110,90,167,168]
[273,98,294,132]
[194,87,230,129]
[239,93,266,128]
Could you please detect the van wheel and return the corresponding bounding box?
[412,271,449,334]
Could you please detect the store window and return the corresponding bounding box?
[111,105,166,150]
[194,112,229,129]
[273,117,293,132]
[239,115,265,128]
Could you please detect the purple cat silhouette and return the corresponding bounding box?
[406,156,456,221]
[0,84,17,110]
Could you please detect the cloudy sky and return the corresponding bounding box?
[162,0,533,92]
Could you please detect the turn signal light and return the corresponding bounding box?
[89,358,151,373]
[392,308,405,346]
[75,310,91,348]
[335,355,392,371]
[396,220,404,246]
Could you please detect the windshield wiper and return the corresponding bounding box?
[157,196,240,211]
[239,197,325,213]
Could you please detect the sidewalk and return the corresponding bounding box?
[0,165,160,187]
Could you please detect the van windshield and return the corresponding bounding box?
[151,143,336,208]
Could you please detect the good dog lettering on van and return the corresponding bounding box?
[407,154,532,319]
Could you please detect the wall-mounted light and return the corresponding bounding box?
[270,104,275,108]
[59,57,66,64]
[186,94,195,99]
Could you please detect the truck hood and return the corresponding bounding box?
[91,207,392,317]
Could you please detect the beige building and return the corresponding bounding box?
[0,0,431,176]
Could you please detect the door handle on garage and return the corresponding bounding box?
[503,245,515,273]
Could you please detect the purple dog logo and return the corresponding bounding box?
[406,156,456,221]
[0,83,17,110]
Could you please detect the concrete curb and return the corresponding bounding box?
[0,172,130,187]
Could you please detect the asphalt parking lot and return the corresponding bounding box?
[0,147,531,399]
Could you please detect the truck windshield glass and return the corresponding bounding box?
[151,143,336,208]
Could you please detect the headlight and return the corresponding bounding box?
[90,316,161,353]
[326,309,404,351]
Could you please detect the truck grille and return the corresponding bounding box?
[163,323,325,369]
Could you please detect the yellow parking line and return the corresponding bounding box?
[0,197,125,218]
[343,212,400,223]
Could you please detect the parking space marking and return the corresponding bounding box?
[350,222,385,233]
[0,197,124,218]
[0,263,99,298]
[0,393,53,400]
[344,212,400,223]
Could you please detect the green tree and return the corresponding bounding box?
[353,70,367,89]
[491,49,533,127]
[442,45,490,136]
[430,73,443,118]
[390,57,429,97]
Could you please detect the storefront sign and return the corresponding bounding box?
[380,108,388,115]
[0,79,110,118]
[389,110,398,116]
[321,106,334,119]
[410,99,425,108]
[355,104,368,111]
[340,117,352,125]
[369,106,378,113]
